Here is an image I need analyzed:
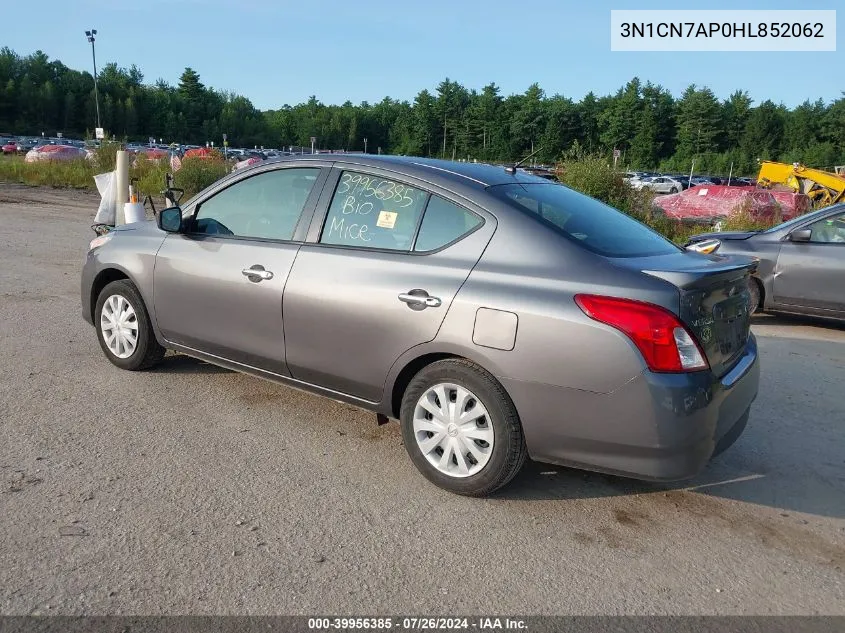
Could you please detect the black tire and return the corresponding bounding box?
[95,279,165,371]
[748,277,762,315]
[399,358,527,497]
[670,187,678,194]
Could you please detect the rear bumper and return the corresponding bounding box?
[502,333,760,481]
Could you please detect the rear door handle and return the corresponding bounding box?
[242,265,274,281]
[398,291,441,308]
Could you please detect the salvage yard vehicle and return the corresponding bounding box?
[631,175,685,194]
[686,204,845,321]
[757,160,845,209]
[82,155,760,496]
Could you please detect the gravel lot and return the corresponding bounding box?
[1,183,843,616]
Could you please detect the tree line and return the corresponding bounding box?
[1,47,844,176]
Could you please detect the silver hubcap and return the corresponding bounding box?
[413,383,494,478]
[100,294,138,359]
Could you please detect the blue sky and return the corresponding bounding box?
[4,0,842,110]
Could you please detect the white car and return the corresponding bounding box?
[632,176,685,194]
[622,172,645,183]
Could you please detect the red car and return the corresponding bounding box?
[2,141,20,154]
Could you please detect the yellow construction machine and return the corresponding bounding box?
[756,161,845,208]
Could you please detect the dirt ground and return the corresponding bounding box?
[1,182,843,615]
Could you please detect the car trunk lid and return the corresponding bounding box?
[611,253,756,378]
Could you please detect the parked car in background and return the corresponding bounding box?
[24,144,87,162]
[2,140,19,154]
[632,175,686,194]
[688,177,715,188]
[668,174,695,189]
[16,139,37,153]
[82,155,759,496]
[686,204,845,320]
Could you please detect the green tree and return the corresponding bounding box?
[599,78,642,154]
[741,100,786,161]
[674,85,723,162]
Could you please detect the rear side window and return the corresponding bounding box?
[414,196,482,252]
[320,171,429,250]
[489,183,680,258]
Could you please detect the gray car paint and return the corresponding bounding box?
[687,204,845,320]
[82,155,760,482]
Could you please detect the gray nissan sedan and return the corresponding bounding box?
[686,204,845,321]
[82,155,760,496]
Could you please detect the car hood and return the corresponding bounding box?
[687,231,760,243]
[109,219,161,235]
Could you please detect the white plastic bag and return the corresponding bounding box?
[93,171,116,225]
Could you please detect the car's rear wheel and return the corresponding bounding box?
[95,279,165,371]
[400,359,526,496]
[670,187,678,194]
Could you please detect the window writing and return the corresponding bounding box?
[320,171,428,250]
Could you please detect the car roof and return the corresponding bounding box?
[247,154,550,190]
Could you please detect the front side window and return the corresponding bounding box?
[489,183,681,258]
[414,196,482,252]
[192,168,319,240]
[809,211,845,243]
[320,171,429,250]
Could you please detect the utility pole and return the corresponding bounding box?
[363,137,368,153]
[442,109,447,158]
[84,29,101,131]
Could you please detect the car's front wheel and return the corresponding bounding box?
[748,277,762,315]
[400,359,527,496]
[95,279,165,371]
[670,187,678,194]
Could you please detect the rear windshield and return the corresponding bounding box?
[488,183,681,258]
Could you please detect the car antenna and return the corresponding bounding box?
[504,146,543,175]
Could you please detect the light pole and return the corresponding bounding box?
[363,137,368,154]
[84,29,101,132]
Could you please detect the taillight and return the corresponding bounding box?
[574,294,709,373]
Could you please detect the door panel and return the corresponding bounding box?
[282,245,482,401]
[773,243,845,312]
[153,237,299,374]
[151,165,327,374]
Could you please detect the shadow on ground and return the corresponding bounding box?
[496,332,845,519]
[147,335,845,519]
[152,353,232,374]
[752,311,845,332]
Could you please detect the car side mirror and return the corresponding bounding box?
[788,228,812,242]
[157,206,183,233]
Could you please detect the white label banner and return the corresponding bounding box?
[611,10,836,51]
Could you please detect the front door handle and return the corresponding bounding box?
[242,265,274,281]
[398,290,442,309]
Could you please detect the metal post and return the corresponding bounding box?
[364,137,368,154]
[85,29,101,131]
[115,150,129,225]
[726,162,733,186]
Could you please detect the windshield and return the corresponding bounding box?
[488,183,681,258]
[763,205,842,233]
